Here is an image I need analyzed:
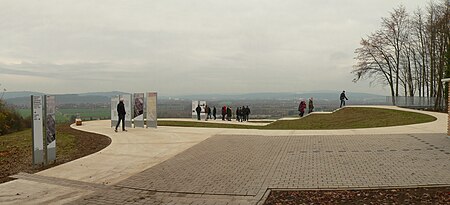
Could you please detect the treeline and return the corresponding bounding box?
[0,100,30,135]
[352,0,449,110]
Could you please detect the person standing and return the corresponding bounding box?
[208,105,212,119]
[308,98,314,113]
[340,91,348,108]
[205,105,209,121]
[221,106,227,121]
[298,100,306,117]
[227,106,232,121]
[245,106,251,121]
[196,104,201,120]
[115,99,127,132]
[213,106,217,120]
[236,107,240,122]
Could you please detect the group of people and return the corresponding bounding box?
[194,104,251,122]
[298,98,314,117]
[115,91,350,131]
[234,106,251,122]
[195,104,218,120]
[298,91,349,117]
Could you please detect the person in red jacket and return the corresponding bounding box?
[221,105,227,121]
[298,100,306,117]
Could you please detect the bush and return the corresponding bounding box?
[0,100,29,135]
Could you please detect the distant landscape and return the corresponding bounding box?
[4,91,387,123]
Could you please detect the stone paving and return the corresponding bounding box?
[70,133,450,204]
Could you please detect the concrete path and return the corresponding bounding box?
[0,106,447,204]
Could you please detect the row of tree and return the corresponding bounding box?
[352,0,449,110]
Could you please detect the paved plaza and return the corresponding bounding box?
[0,106,448,204]
[69,133,450,204]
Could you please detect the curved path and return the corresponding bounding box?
[0,106,448,204]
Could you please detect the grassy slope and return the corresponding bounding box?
[158,107,437,130]
[0,126,76,181]
[0,124,111,183]
[158,121,255,129]
[0,128,76,163]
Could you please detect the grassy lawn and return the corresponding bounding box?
[17,107,110,123]
[0,124,111,183]
[0,125,76,182]
[158,121,255,129]
[0,127,76,164]
[158,107,437,130]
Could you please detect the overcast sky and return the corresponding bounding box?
[0,0,429,96]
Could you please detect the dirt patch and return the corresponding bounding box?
[264,187,450,204]
[0,123,111,183]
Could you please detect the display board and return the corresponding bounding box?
[191,100,199,120]
[45,95,56,163]
[133,93,145,128]
[111,96,119,127]
[122,94,132,128]
[32,95,44,165]
[199,101,207,120]
[146,92,157,128]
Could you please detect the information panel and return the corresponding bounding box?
[32,95,44,165]
[111,96,119,127]
[191,100,199,120]
[45,95,56,163]
[146,92,157,128]
[133,93,145,128]
[122,94,132,128]
[199,101,207,120]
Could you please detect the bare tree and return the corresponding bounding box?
[353,32,396,104]
[381,5,410,97]
[353,1,449,110]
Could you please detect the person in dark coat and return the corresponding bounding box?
[207,105,212,120]
[195,104,201,120]
[239,107,244,122]
[340,91,348,108]
[245,106,250,121]
[308,98,314,113]
[226,107,232,121]
[115,99,127,132]
[236,107,240,122]
[213,106,217,120]
[205,105,209,121]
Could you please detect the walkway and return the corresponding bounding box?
[0,106,448,204]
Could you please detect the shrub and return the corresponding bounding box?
[0,100,29,135]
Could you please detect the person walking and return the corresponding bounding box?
[195,104,201,120]
[308,98,314,114]
[115,99,127,132]
[213,106,217,120]
[340,91,348,108]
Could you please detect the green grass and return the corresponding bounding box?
[158,107,437,130]
[158,121,255,129]
[0,126,77,163]
[17,108,110,123]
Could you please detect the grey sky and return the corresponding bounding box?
[0,0,428,96]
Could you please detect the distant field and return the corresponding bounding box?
[158,107,437,130]
[17,108,110,123]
